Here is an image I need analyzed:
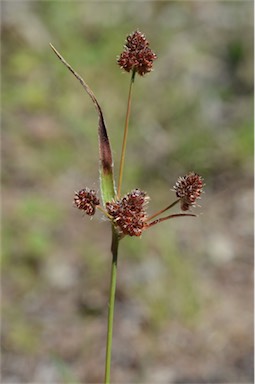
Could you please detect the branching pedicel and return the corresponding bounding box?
[50,30,204,383]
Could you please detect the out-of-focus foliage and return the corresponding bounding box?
[2,1,253,383]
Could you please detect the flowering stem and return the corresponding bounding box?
[146,199,180,222]
[147,213,196,228]
[104,227,119,384]
[117,69,136,198]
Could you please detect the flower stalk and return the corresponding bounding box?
[147,212,196,228]
[146,198,180,222]
[117,69,136,198]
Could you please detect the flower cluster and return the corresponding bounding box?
[173,172,204,211]
[117,30,157,76]
[73,171,204,236]
[74,188,100,216]
[71,31,204,236]
[106,189,149,237]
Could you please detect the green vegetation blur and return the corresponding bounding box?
[2,1,253,383]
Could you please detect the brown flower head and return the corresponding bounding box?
[173,172,204,211]
[74,188,100,216]
[117,30,157,76]
[106,189,149,237]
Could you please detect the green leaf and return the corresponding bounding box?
[50,44,116,205]
[92,97,116,205]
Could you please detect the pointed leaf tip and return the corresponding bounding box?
[50,44,116,205]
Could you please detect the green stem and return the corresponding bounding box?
[104,227,119,384]
[117,69,136,198]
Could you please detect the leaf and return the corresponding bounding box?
[96,104,116,205]
[50,44,116,205]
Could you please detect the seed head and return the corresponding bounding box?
[74,188,100,216]
[173,172,204,211]
[106,189,149,237]
[117,30,157,76]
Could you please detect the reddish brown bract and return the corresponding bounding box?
[117,30,157,76]
[74,188,100,216]
[174,172,204,211]
[106,189,149,237]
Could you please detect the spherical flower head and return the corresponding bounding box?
[106,189,149,237]
[173,172,204,211]
[74,188,100,216]
[117,30,157,76]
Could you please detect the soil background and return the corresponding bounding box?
[2,1,253,383]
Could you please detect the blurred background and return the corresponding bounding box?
[2,1,253,383]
